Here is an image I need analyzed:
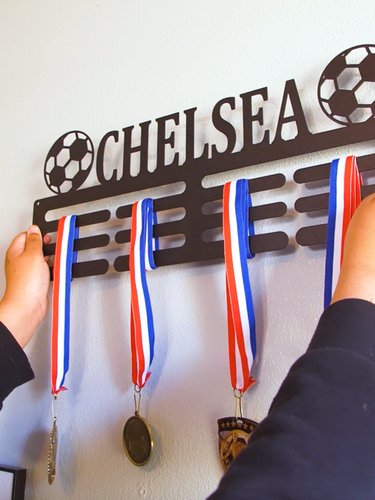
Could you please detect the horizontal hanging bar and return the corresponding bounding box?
[296,224,327,246]
[113,231,289,273]
[39,209,111,233]
[294,153,375,184]
[116,174,286,219]
[115,202,287,245]
[72,259,110,279]
[295,185,375,214]
[44,234,110,255]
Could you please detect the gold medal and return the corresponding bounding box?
[47,416,58,484]
[123,414,153,466]
[218,390,258,471]
[218,416,257,471]
[123,386,153,466]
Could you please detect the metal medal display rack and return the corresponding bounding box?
[33,44,375,274]
[32,123,375,275]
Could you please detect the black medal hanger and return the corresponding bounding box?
[32,44,375,279]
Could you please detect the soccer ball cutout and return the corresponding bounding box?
[44,131,94,194]
[318,44,375,126]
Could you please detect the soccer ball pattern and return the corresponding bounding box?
[318,44,375,126]
[44,131,94,194]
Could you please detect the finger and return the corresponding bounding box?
[43,233,52,245]
[5,232,27,261]
[341,194,375,270]
[25,225,43,255]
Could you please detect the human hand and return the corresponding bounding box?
[332,193,375,304]
[0,225,51,348]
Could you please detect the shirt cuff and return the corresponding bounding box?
[0,321,34,406]
[308,298,375,364]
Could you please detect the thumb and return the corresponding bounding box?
[6,231,27,261]
[25,225,43,255]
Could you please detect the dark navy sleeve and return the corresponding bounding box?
[0,321,34,411]
[208,299,375,500]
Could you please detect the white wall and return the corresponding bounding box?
[0,1,374,499]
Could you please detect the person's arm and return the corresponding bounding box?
[0,225,50,410]
[208,196,375,500]
[0,321,35,411]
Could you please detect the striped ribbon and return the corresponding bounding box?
[129,198,158,389]
[223,179,257,394]
[324,156,362,309]
[51,215,78,395]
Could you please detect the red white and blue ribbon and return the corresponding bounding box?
[51,215,78,396]
[324,156,362,309]
[129,198,158,389]
[223,179,256,394]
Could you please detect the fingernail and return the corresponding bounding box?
[27,225,41,235]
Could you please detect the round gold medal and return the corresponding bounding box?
[123,415,153,466]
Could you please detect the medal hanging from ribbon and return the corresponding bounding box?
[48,215,78,485]
[123,198,158,467]
[217,179,258,472]
[324,156,362,309]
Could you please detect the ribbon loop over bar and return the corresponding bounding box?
[129,198,158,389]
[223,180,256,394]
[324,156,362,309]
[51,215,78,395]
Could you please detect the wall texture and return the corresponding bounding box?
[0,1,374,499]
